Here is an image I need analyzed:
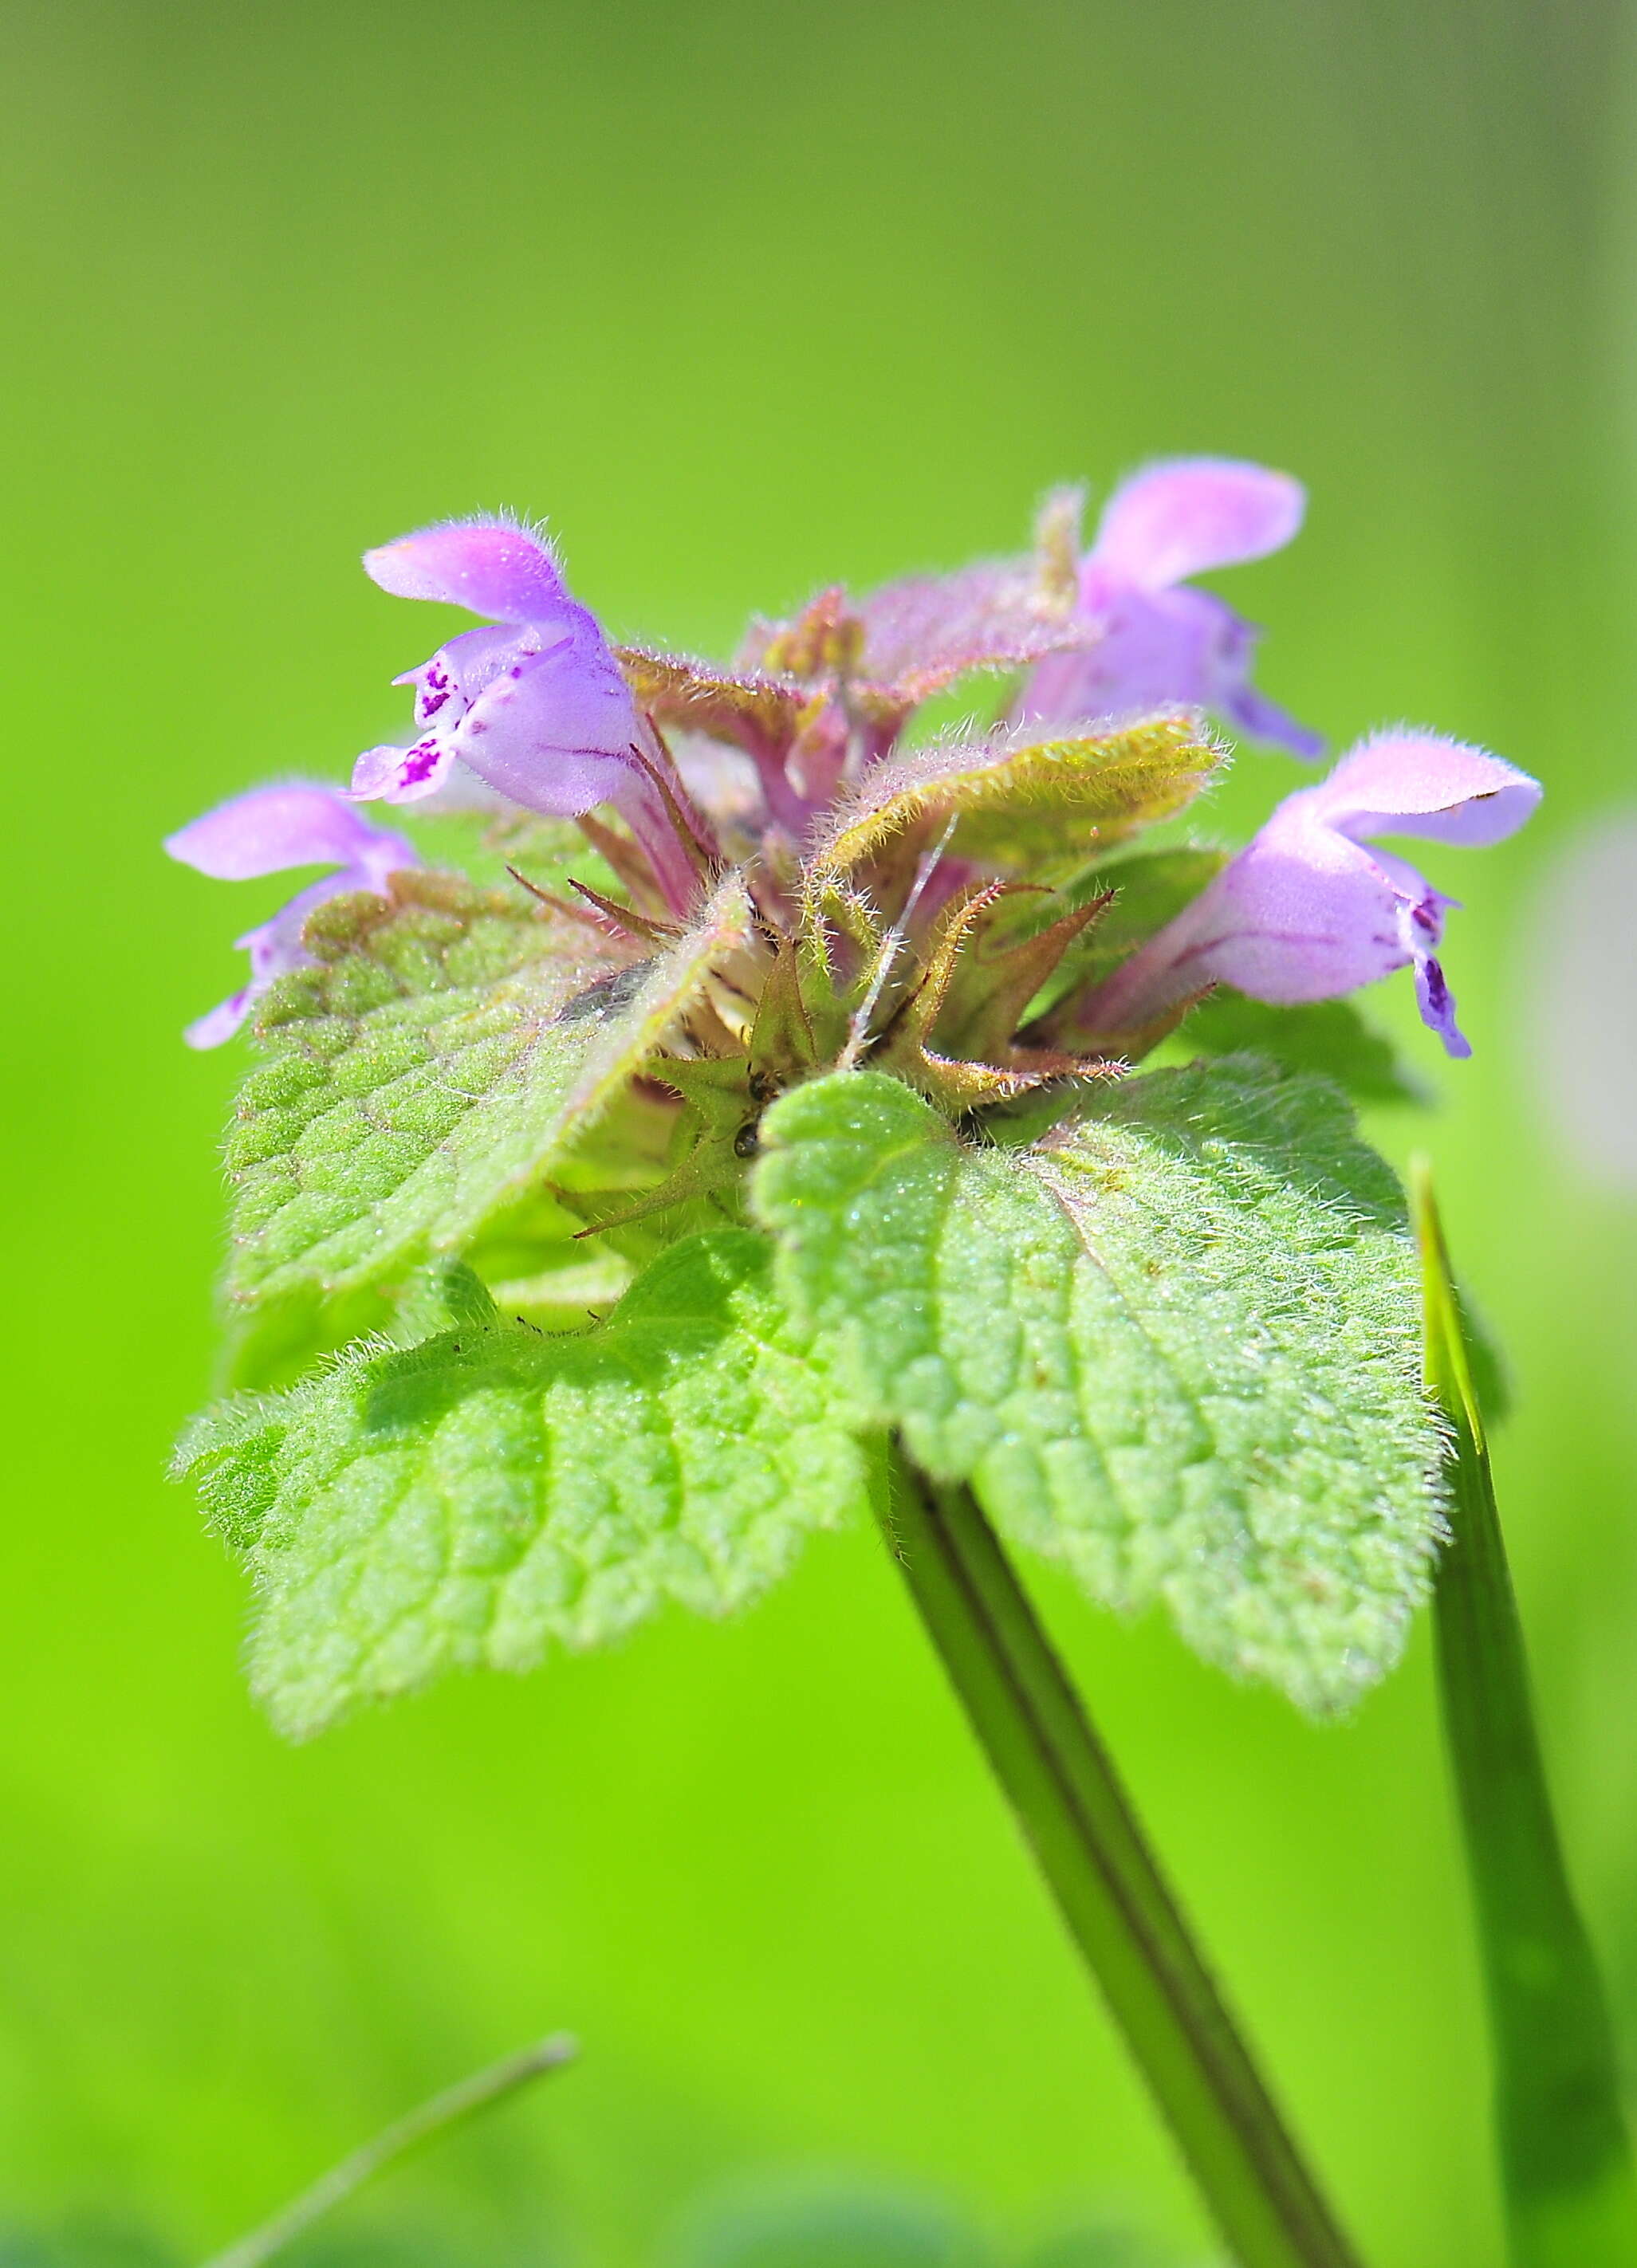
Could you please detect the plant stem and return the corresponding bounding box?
[880,1448,1363,2268]
[199,2031,578,2268]
[1412,1162,1637,2267]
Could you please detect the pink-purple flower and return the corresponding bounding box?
[1080,730,1542,1056]
[349,517,701,913]
[1021,458,1321,757]
[165,785,417,1048]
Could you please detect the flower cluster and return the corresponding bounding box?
[168,460,1539,1082]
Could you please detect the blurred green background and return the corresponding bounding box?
[6,2,1637,2262]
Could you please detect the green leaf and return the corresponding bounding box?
[1415,1165,1637,2266]
[175,1230,870,1738]
[1163,989,1425,1107]
[223,867,754,1311]
[1059,843,1228,934]
[753,1062,1443,1714]
[811,719,1220,881]
[216,1278,406,1396]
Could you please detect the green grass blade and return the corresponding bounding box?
[1413,1161,1637,2266]
[199,2031,577,2268]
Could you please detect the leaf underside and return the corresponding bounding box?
[752,1060,1444,1714]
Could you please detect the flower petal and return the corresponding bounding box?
[235,883,334,981]
[1023,588,1229,729]
[350,734,458,803]
[183,897,321,1051]
[1120,818,1409,1010]
[450,603,646,817]
[1088,458,1306,589]
[1304,729,1541,847]
[165,783,398,879]
[1021,583,1320,755]
[181,852,415,1050]
[397,623,525,723]
[183,989,254,1050]
[1405,920,1470,1059]
[363,517,566,623]
[1218,677,1325,762]
[1078,723,1541,1058]
[350,832,419,894]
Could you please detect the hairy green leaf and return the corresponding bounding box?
[175,1232,870,1739]
[753,1063,1442,1713]
[812,719,1219,880]
[223,868,754,1310]
[1167,991,1424,1106]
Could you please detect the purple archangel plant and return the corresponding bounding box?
[168,464,1631,2268]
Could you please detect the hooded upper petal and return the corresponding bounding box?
[1017,460,1317,756]
[354,518,651,821]
[1088,458,1306,590]
[165,783,413,880]
[363,517,567,623]
[1301,729,1542,847]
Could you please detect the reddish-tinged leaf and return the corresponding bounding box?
[852,556,1089,699]
[618,646,818,759]
[740,586,866,680]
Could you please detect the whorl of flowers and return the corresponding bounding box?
[167,463,1539,1110]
